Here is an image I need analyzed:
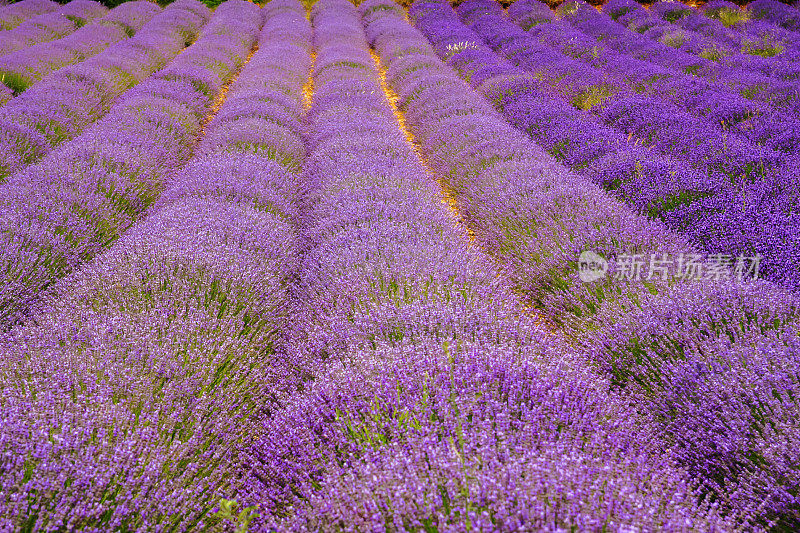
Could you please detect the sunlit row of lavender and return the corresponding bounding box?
[0,0,798,530]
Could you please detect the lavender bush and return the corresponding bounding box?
[0,1,161,95]
[249,338,731,531]
[0,0,260,328]
[454,0,800,289]
[593,280,800,528]
[0,0,57,31]
[375,0,698,338]
[0,0,210,181]
[507,0,800,157]
[0,1,107,57]
[240,2,730,530]
[750,0,800,31]
[0,0,798,530]
[603,0,800,100]
[373,0,800,527]
[0,1,312,529]
[695,0,800,60]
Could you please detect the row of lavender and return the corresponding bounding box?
[603,0,800,81]
[0,0,59,30]
[2,1,714,528]
[231,1,735,530]
[0,0,259,330]
[0,0,106,105]
[445,0,800,291]
[507,0,800,148]
[0,0,796,529]
[0,0,107,58]
[696,0,800,54]
[679,0,800,57]
[0,0,211,182]
[748,0,800,31]
[0,1,162,97]
[517,0,800,63]
[550,0,800,121]
[0,0,314,529]
[392,0,800,527]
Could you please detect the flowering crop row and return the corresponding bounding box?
[436,0,720,224]
[750,0,800,31]
[0,0,58,31]
[666,0,800,61]
[604,0,800,86]
[0,0,211,182]
[0,1,107,58]
[444,1,799,290]
[554,0,800,119]
[0,1,162,96]
[0,1,313,529]
[498,3,791,165]
[507,0,800,160]
[404,0,800,526]
[236,1,733,530]
[281,1,531,356]
[0,0,797,529]
[0,0,261,328]
[375,1,693,337]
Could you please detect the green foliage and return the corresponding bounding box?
[682,64,702,76]
[663,8,691,23]
[0,70,31,94]
[660,32,687,49]
[571,84,615,111]
[741,36,785,58]
[212,499,259,533]
[699,46,727,61]
[711,6,752,27]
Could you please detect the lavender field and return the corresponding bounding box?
[0,0,799,529]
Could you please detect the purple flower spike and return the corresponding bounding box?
[0,2,314,529]
[0,0,210,179]
[0,0,58,31]
[0,0,261,327]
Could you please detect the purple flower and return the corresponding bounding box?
[0,0,260,326]
[0,0,209,180]
[0,1,162,94]
[0,0,58,31]
[0,2,313,529]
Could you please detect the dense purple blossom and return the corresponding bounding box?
[455,0,800,289]
[750,0,800,30]
[0,1,161,95]
[0,0,798,529]
[402,0,716,337]
[508,0,556,29]
[509,0,800,155]
[593,280,800,528]
[0,2,108,58]
[685,0,800,59]
[238,2,731,530]
[249,338,731,531]
[604,0,800,99]
[0,0,259,327]
[0,0,210,181]
[0,2,312,529]
[372,1,800,527]
[0,0,58,31]
[0,83,11,106]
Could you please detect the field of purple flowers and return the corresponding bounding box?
[0,0,799,530]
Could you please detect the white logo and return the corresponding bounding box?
[578,251,608,282]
